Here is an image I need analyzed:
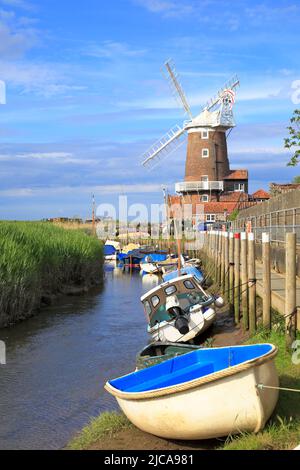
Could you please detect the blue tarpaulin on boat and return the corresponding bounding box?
[108,344,273,393]
[163,265,204,284]
[141,253,168,263]
[104,245,116,256]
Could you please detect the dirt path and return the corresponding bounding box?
[89,308,247,451]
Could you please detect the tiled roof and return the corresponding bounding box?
[202,202,238,213]
[252,189,270,199]
[224,169,248,180]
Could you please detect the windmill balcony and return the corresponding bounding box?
[175,181,224,193]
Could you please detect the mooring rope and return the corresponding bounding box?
[257,384,300,393]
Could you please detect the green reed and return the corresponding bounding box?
[0,221,103,327]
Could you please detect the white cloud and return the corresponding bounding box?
[0,183,162,197]
[0,0,34,11]
[83,40,146,59]
[0,151,97,165]
[133,0,194,17]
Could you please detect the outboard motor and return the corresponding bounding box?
[166,295,190,335]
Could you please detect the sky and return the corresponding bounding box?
[0,0,299,221]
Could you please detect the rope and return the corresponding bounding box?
[283,307,299,320]
[257,384,300,393]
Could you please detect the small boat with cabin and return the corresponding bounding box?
[141,273,223,343]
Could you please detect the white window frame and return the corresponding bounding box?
[234,183,245,192]
[206,214,216,222]
[202,148,209,158]
[201,194,209,202]
[201,130,209,139]
[201,175,209,182]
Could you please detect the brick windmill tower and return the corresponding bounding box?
[141,61,248,225]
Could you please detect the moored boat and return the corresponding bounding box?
[105,343,279,440]
[141,274,223,343]
[104,240,121,261]
[136,341,202,369]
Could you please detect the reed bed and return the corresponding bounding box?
[0,221,103,327]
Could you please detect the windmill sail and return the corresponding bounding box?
[141,124,186,169]
[162,59,193,120]
[203,75,240,112]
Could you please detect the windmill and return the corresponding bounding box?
[140,59,239,174]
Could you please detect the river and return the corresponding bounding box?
[0,264,159,450]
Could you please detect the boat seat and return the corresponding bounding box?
[126,361,214,392]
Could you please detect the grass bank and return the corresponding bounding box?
[0,221,103,327]
[67,326,299,450]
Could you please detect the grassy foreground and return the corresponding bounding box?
[68,328,300,451]
[0,221,103,327]
[221,328,300,450]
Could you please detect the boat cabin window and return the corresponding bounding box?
[165,285,177,295]
[183,280,195,290]
[143,300,152,316]
[151,295,160,308]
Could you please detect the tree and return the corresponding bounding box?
[292,175,300,183]
[284,109,300,166]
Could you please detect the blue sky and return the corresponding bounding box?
[0,0,299,220]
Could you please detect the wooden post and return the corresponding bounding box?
[248,232,256,334]
[216,232,221,286]
[240,232,248,331]
[220,233,225,291]
[262,232,271,330]
[234,233,240,324]
[229,232,234,308]
[224,232,229,297]
[285,232,297,348]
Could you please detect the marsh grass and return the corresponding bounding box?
[0,221,103,327]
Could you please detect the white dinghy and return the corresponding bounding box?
[105,344,279,440]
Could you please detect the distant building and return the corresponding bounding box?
[252,189,271,203]
[269,182,300,196]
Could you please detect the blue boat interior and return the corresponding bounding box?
[109,344,273,393]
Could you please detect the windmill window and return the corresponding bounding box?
[202,148,209,158]
[201,130,209,139]
[202,195,209,202]
[201,175,209,182]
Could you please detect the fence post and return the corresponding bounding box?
[216,232,221,286]
[229,232,234,309]
[262,232,271,330]
[285,232,297,348]
[240,232,248,330]
[224,232,229,297]
[220,233,225,291]
[234,233,240,324]
[248,232,256,334]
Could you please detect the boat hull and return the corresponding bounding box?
[148,307,216,343]
[111,355,278,440]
